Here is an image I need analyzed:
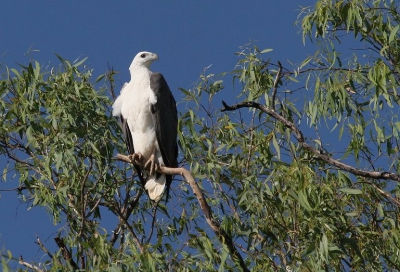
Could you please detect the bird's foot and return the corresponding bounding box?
[144,154,159,176]
[129,153,143,165]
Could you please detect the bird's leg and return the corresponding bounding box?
[129,153,143,165]
[144,151,159,176]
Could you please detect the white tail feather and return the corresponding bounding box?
[145,175,166,201]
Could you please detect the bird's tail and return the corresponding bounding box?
[145,174,166,202]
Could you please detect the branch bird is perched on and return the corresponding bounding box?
[112,51,178,201]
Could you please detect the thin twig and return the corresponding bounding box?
[107,63,117,99]
[146,205,159,244]
[35,234,54,260]
[110,201,144,253]
[77,158,92,269]
[245,112,255,176]
[0,185,26,192]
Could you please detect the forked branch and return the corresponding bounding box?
[115,154,250,272]
[221,100,400,183]
[54,236,79,270]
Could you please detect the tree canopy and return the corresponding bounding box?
[1,0,400,271]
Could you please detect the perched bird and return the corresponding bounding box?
[112,51,178,201]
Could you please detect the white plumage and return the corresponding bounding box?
[113,51,178,201]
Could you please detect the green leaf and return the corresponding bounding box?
[54,152,63,172]
[218,245,229,272]
[2,163,8,181]
[321,233,328,260]
[389,25,399,44]
[52,118,58,130]
[73,57,88,67]
[25,126,34,147]
[260,48,273,54]
[298,190,313,211]
[95,74,106,83]
[89,142,100,154]
[272,133,280,159]
[11,68,22,79]
[339,188,362,195]
[377,203,384,218]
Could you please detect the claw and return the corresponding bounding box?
[144,154,159,176]
[128,153,143,165]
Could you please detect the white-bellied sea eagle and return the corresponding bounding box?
[112,51,178,202]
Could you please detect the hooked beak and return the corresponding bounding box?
[152,53,159,61]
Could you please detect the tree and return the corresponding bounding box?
[1,0,400,270]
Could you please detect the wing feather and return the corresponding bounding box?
[121,115,146,188]
[150,72,178,200]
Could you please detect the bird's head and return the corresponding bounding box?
[129,51,159,70]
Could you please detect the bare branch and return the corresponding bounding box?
[221,100,400,183]
[358,180,400,207]
[103,190,144,253]
[115,154,250,272]
[107,63,117,99]
[77,157,93,266]
[146,205,158,244]
[18,256,44,272]
[245,113,255,176]
[0,185,26,192]
[35,234,54,260]
[109,188,143,246]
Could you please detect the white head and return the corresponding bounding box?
[129,51,159,71]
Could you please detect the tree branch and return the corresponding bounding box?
[109,189,143,246]
[18,256,44,272]
[115,154,250,272]
[221,100,400,183]
[35,234,53,260]
[146,205,159,244]
[358,180,400,207]
[54,236,79,270]
[109,199,144,253]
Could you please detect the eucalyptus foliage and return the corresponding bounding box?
[1,0,400,271]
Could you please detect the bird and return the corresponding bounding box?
[112,51,178,202]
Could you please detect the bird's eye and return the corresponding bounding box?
[140,53,146,58]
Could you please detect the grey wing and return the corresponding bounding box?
[121,115,146,188]
[150,72,178,201]
[150,72,178,169]
[121,116,135,156]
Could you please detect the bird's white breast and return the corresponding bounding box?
[121,70,158,160]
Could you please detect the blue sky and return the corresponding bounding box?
[0,0,317,268]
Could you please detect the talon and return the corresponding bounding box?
[144,154,158,176]
[129,153,143,165]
